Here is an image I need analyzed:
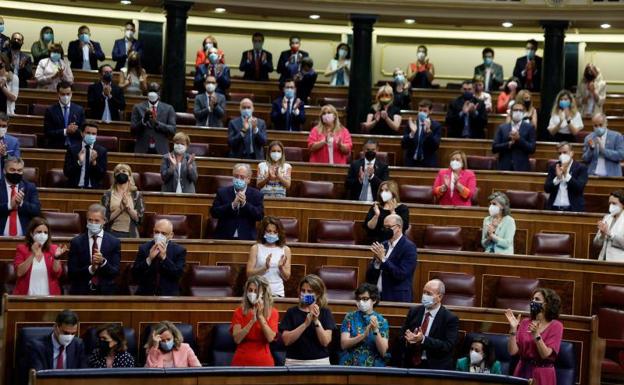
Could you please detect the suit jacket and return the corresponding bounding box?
[473,62,504,92]
[0,178,41,235]
[194,63,231,95]
[44,103,85,149]
[227,117,268,160]
[193,92,226,127]
[210,185,264,240]
[63,142,108,188]
[270,96,306,131]
[67,39,105,69]
[582,130,624,177]
[28,334,87,371]
[395,305,459,369]
[401,119,442,167]
[112,38,144,70]
[365,236,418,302]
[276,50,309,83]
[160,152,198,193]
[2,51,33,88]
[130,101,176,154]
[445,95,488,139]
[544,161,588,212]
[67,231,121,295]
[0,133,21,172]
[295,70,318,103]
[87,82,126,121]
[513,55,543,92]
[345,158,389,201]
[492,122,536,172]
[132,240,186,296]
[239,49,274,81]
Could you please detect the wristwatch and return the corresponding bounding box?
[535,335,542,342]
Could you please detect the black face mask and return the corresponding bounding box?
[463,92,474,100]
[5,172,22,185]
[102,72,113,83]
[114,173,129,184]
[584,70,596,82]
[364,150,376,161]
[98,340,111,355]
[10,41,22,50]
[529,300,543,320]
[379,227,394,242]
[523,100,532,109]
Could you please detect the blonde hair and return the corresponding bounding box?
[318,104,343,136]
[373,84,394,111]
[299,274,328,308]
[377,180,400,204]
[449,150,468,169]
[173,132,191,146]
[551,89,578,117]
[242,275,274,319]
[110,163,137,192]
[144,321,183,350]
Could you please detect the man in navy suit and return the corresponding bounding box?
[270,79,305,131]
[87,64,126,121]
[67,25,105,70]
[67,203,120,295]
[401,99,442,167]
[492,103,536,172]
[277,35,309,84]
[132,218,186,296]
[0,157,40,236]
[228,98,267,160]
[43,81,85,149]
[210,163,264,240]
[513,39,542,92]
[345,139,389,201]
[445,80,488,139]
[0,112,21,173]
[63,122,108,189]
[365,214,417,302]
[194,47,230,95]
[112,21,143,71]
[545,142,588,212]
[239,32,274,81]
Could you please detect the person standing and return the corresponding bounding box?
[239,32,273,81]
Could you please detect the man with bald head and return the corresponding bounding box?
[365,213,417,302]
[582,113,624,177]
[227,98,267,160]
[132,218,186,296]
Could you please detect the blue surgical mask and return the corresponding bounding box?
[421,294,435,308]
[484,57,493,66]
[87,223,102,235]
[559,100,571,109]
[50,52,61,62]
[284,88,295,99]
[84,134,96,146]
[0,24,4,34]
[338,49,347,58]
[208,53,219,64]
[418,111,428,122]
[79,33,90,43]
[233,178,246,191]
[526,49,535,59]
[43,32,54,42]
[159,340,174,352]
[240,108,253,119]
[264,233,279,244]
[595,127,606,137]
[395,74,405,83]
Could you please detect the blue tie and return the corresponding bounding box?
[462,113,471,138]
[63,106,69,128]
[285,99,292,131]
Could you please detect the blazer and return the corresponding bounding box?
[34,58,74,90]
[492,122,536,172]
[43,103,85,149]
[481,215,516,255]
[145,343,201,368]
[582,130,624,177]
[396,305,459,369]
[432,168,477,206]
[227,116,268,160]
[210,185,264,240]
[2,51,33,88]
[577,77,607,116]
[63,142,108,189]
[473,62,504,92]
[513,55,543,91]
[0,178,41,235]
[276,50,309,83]
[132,240,186,296]
[445,95,488,139]
[544,161,588,212]
[593,213,624,262]
[13,243,62,295]
[365,236,418,302]
[28,334,87,371]
[295,70,318,103]
[67,39,105,69]
[270,96,306,131]
[239,49,274,81]
[112,38,144,70]
[87,82,126,121]
[345,158,389,201]
[130,101,176,154]
[101,190,145,238]
[67,231,121,295]
[401,119,442,167]
[0,133,21,172]
[194,63,231,95]
[160,152,198,193]
[307,126,353,165]
[193,92,226,127]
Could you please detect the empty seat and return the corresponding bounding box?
[16,326,54,385]
[318,97,347,108]
[188,143,209,156]
[314,220,355,245]
[140,172,163,191]
[531,233,573,257]
[399,185,433,204]
[494,276,539,311]
[317,266,358,300]
[433,272,477,307]
[423,226,463,251]
[506,190,543,210]
[229,93,255,102]
[299,180,334,199]
[209,323,237,366]
[12,133,37,148]
[72,82,91,92]
[42,211,82,237]
[144,214,189,239]
[96,135,119,152]
[0,261,16,296]
[44,168,68,188]
[207,175,234,194]
[599,285,624,380]
[467,155,497,170]
[278,217,299,243]
[22,167,38,184]
[175,112,196,125]
[29,103,48,116]
[188,265,233,297]
[556,341,577,385]
[284,147,303,162]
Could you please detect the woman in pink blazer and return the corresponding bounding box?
[307,104,352,164]
[145,321,201,368]
[432,150,477,206]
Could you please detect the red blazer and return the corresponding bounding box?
[13,243,62,295]
[432,168,477,206]
[195,48,225,67]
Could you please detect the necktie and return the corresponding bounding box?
[412,311,431,367]
[359,164,370,201]
[90,234,99,287]
[56,345,64,369]
[63,106,70,128]
[84,145,91,188]
[8,185,17,236]
[413,123,424,161]
[462,113,471,138]
[285,99,292,131]
[254,51,261,80]
[210,65,216,77]
[152,105,157,118]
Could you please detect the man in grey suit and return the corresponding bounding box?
[473,47,504,92]
[227,98,267,160]
[582,113,624,177]
[193,75,226,127]
[131,82,176,154]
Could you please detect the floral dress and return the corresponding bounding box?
[339,310,389,367]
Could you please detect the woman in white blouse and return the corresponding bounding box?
[324,43,351,86]
[0,58,18,114]
[547,89,583,143]
[577,64,607,117]
[594,190,624,262]
[34,43,74,90]
[257,140,292,198]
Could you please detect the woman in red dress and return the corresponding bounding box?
[230,275,278,366]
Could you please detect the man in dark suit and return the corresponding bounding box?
[193,75,226,127]
[270,78,305,131]
[111,20,143,71]
[473,47,504,92]
[67,25,105,70]
[276,35,309,84]
[401,99,442,167]
[0,112,21,173]
[132,218,186,296]
[544,141,588,212]
[239,32,274,81]
[43,81,85,149]
[67,203,120,295]
[395,279,459,369]
[130,82,176,155]
[345,139,389,201]
[294,57,317,104]
[210,163,264,240]
[513,39,542,92]
[227,98,267,160]
[2,33,33,88]
[445,80,488,139]
[492,103,536,172]
[87,64,126,121]
[365,214,417,302]
[194,47,231,95]
[0,157,40,236]
[63,122,107,189]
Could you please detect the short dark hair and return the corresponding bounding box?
[335,43,351,60]
[97,323,128,353]
[461,80,473,87]
[354,283,380,306]
[289,35,301,43]
[417,45,428,54]
[283,78,295,86]
[125,20,136,29]
[301,57,314,68]
[418,99,433,109]
[80,122,98,133]
[533,287,561,321]
[526,39,538,49]
[257,216,286,247]
[469,336,498,370]
[57,81,73,92]
[99,64,113,73]
[611,190,624,205]
[363,138,378,148]
[0,112,9,123]
[482,47,494,57]
[78,25,89,33]
[55,309,79,326]
[252,32,264,41]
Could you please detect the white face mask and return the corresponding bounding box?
[247,292,258,304]
[469,350,483,365]
[125,30,134,39]
[417,52,426,61]
[512,111,524,123]
[60,95,71,106]
[488,204,500,217]
[147,92,159,104]
[270,151,282,162]
[381,191,393,203]
[33,232,49,245]
[559,153,571,164]
[450,160,462,171]
[205,83,216,93]
[357,299,372,313]
[173,143,186,155]
[0,127,7,137]
[609,203,622,216]
[58,333,74,347]
[154,233,167,245]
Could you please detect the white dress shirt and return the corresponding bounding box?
[375,234,402,294]
[420,304,441,359]
[595,134,607,176]
[81,44,91,70]
[101,82,112,122]
[28,256,50,295]
[78,140,91,188]
[361,159,376,201]
[553,160,573,208]
[3,180,23,236]
[51,334,66,369]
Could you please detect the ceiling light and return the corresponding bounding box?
[404,19,416,24]
[309,14,320,20]
[600,23,611,29]
[120,0,132,4]
[502,21,513,28]
[214,7,226,13]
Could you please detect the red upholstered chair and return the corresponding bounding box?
[0,261,16,296]
[96,135,119,152]
[187,265,233,297]
[318,97,348,108]
[598,285,624,380]
[44,168,68,188]
[23,167,39,184]
[42,211,82,237]
[229,93,255,102]
[494,277,539,311]
[176,112,196,125]
[29,103,48,116]
[278,217,299,243]
[467,155,497,170]
[506,190,544,210]
[299,181,335,199]
[399,185,434,204]
[531,233,573,257]
[207,175,234,194]
[140,172,163,191]
[12,133,37,148]
[423,226,463,251]
[433,272,477,307]
[188,143,210,156]
[143,214,189,239]
[314,220,355,245]
[317,266,358,300]
[284,147,303,162]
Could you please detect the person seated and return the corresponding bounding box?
[193,75,226,127]
[446,80,487,139]
[210,163,264,240]
[67,25,105,70]
[0,57,19,115]
[307,104,352,164]
[160,132,198,193]
[514,90,538,128]
[456,336,502,374]
[402,99,442,168]
[294,57,317,104]
[577,64,606,117]
[0,156,41,236]
[0,112,21,170]
[364,180,409,243]
[406,45,435,89]
[512,39,542,91]
[246,216,292,297]
[1,33,32,88]
[231,275,279,366]
[144,321,201,368]
[271,78,305,131]
[227,98,267,160]
[277,35,309,84]
[324,43,350,86]
[474,47,504,92]
[194,35,225,68]
[547,90,584,143]
[362,85,402,136]
[392,68,411,110]
[239,32,274,81]
[583,113,624,177]
[101,163,144,238]
[280,274,335,365]
[63,122,107,189]
[112,21,143,71]
[87,64,126,122]
[544,141,588,212]
[88,323,135,368]
[257,140,292,198]
[339,282,389,367]
[346,139,389,201]
[496,78,519,114]
[481,192,516,255]
[43,81,84,149]
[492,102,536,172]
[67,203,121,295]
[13,217,66,295]
[473,75,492,112]
[194,46,230,95]
[594,190,624,262]
[131,82,176,155]
[119,51,148,96]
[34,44,74,91]
[432,150,476,206]
[132,218,186,296]
[31,26,55,65]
